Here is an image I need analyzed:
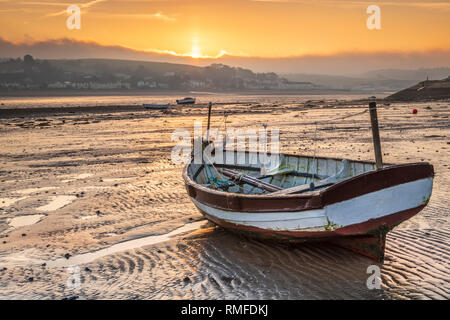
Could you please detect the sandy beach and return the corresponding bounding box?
[0,96,448,299]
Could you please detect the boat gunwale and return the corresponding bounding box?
[182,152,431,201]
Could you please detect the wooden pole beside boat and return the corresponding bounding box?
[206,102,212,142]
[369,101,383,169]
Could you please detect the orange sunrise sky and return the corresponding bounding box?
[1,0,449,59]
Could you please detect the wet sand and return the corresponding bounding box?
[0,98,448,299]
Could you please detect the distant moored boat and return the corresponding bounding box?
[176,97,196,105]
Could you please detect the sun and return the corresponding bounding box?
[190,43,202,58]
[188,37,203,58]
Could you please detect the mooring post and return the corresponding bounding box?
[369,101,383,169]
[206,102,212,142]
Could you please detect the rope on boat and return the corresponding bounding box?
[205,163,231,188]
[202,151,231,189]
[310,104,393,127]
[312,108,369,125]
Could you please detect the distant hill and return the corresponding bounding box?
[386,77,450,101]
[2,56,449,94]
[281,73,416,92]
[0,56,290,91]
[282,68,450,92]
[360,68,450,81]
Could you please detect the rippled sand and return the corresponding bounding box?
[0,97,448,299]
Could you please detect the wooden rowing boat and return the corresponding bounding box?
[176,97,196,105]
[183,153,434,261]
[182,101,434,261]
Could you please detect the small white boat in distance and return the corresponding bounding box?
[143,103,170,110]
[176,97,195,105]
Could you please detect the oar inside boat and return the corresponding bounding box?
[216,167,282,193]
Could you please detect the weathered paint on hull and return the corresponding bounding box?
[184,163,433,213]
[189,177,432,232]
[195,204,426,262]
